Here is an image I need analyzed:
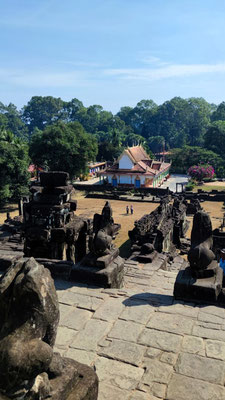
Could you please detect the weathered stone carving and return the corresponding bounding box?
[0,257,98,399]
[23,171,91,263]
[188,210,215,277]
[174,209,224,305]
[0,257,60,398]
[129,196,188,254]
[186,197,202,215]
[92,201,116,256]
[73,202,124,288]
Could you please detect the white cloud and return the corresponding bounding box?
[104,63,225,81]
[0,69,92,88]
[141,56,161,64]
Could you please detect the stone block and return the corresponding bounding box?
[70,256,124,288]
[98,382,130,400]
[94,357,144,390]
[119,300,155,325]
[142,359,173,385]
[40,171,69,187]
[93,297,124,322]
[96,248,119,269]
[167,373,225,400]
[205,339,225,361]
[70,319,110,351]
[181,335,204,355]
[52,357,98,400]
[175,352,225,384]
[146,312,193,335]
[98,339,146,366]
[0,357,99,400]
[108,320,144,343]
[136,251,157,263]
[138,328,182,353]
[174,265,223,305]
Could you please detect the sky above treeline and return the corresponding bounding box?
[1,0,225,113]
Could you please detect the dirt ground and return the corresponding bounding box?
[74,198,158,257]
[203,181,225,187]
[186,201,224,238]
[0,204,18,225]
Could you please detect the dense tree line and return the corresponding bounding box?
[1,95,225,203]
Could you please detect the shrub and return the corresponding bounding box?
[188,164,214,182]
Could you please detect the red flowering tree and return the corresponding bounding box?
[188,164,215,182]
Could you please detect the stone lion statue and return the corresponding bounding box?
[0,257,62,399]
[188,210,215,273]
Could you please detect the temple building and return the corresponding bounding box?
[101,145,171,188]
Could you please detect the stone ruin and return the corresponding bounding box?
[174,210,225,305]
[186,197,202,215]
[128,196,189,264]
[0,171,124,288]
[23,171,91,264]
[72,201,125,288]
[0,257,98,400]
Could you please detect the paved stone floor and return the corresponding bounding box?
[55,258,225,400]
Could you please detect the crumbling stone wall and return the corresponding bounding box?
[129,196,188,253]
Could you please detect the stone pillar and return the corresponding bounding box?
[18,198,23,216]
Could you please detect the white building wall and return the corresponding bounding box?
[119,154,134,170]
[108,175,112,183]
[119,175,132,184]
[140,176,145,185]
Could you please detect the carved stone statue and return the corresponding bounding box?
[0,257,61,399]
[188,210,215,276]
[92,201,115,256]
[0,257,98,399]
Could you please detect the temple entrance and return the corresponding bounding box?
[112,177,117,187]
[135,178,141,188]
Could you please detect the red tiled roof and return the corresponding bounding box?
[101,145,171,178]
[127,145,150,163]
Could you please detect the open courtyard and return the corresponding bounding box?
[1,194,225,399]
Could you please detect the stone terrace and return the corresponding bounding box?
[55,257,225,400]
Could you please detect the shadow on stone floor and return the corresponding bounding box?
[123,292,197,308]
[54,279,100,291]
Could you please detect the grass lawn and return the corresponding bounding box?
[193,185,225,192]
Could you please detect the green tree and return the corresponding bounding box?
[148,136,165,153]
[117,100,158,136]
[148,97,190,147]
[62,98,84,122]
[0,129,30,204]
[187,97,211,146]
[171,146,225,176]
[204,121,225,157]
[0,102,28,139]
[22,96,65,135]
[29,121,97,178]
[96,141,122,161]
[211,102,225,122]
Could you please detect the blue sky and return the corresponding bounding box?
[1,0,225,113]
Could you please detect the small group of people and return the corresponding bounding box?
[126,205,133,215]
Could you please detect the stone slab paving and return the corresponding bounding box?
[54,260,225,400]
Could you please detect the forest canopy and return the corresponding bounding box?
[1,95,225,203]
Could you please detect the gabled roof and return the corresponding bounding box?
[126,145,150,163]
[102,145,171,178]
[117,145,150,165]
